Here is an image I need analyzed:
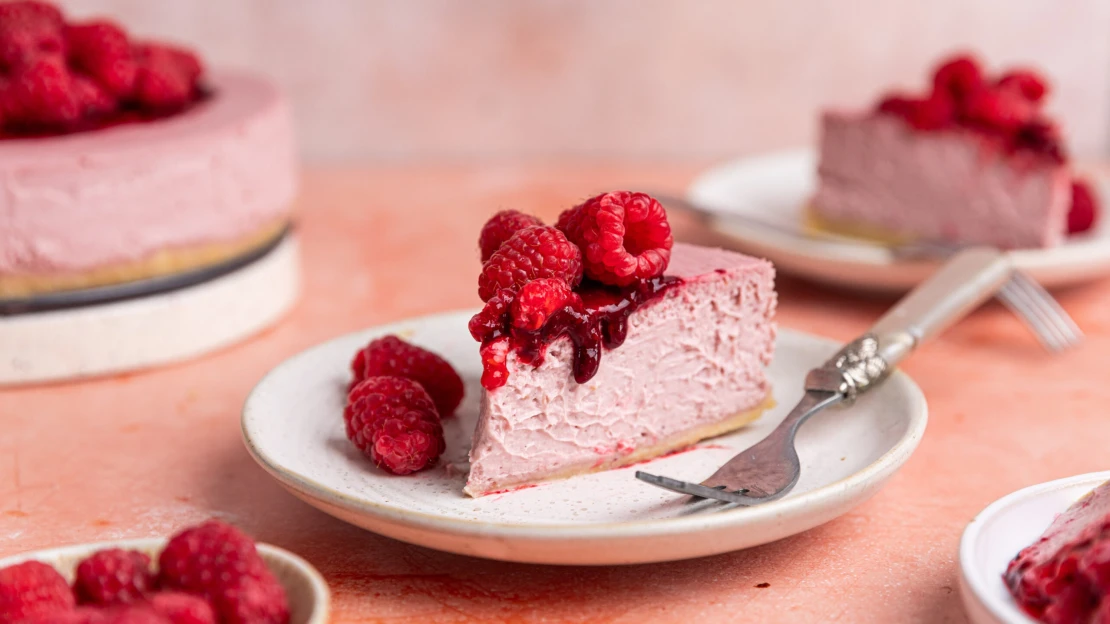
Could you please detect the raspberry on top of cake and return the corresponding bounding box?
[0,0,205,136]
[812,53,1098,249]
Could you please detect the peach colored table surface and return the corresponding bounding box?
[3,165,1109,623]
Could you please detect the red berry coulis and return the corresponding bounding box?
[479,276,682,389]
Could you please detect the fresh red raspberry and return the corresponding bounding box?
[0,1,65,70]
[478,225,583,301]
[105,606,171,624]
[345,375,437,450]
[370,411,446,475]
[960,87,1034,132]
[5,55,80,129]
[208,575,288,624]
[468,288,515,342]
[25,606,111,624]
[875,93,917,118]
[932,54,983,101]
[344,376,445,474]
[0,560,76,622]
[74,549,155,606]
[149,592,216,624]
[1068,179,1098,234]
[556,191,673,286]
[906,92,954,130]
[72,74,115,118]
[996,69,1049,103]
[157,521,269,600]
[66,21,137,99]
[511,278,571,331]
[132,43,201,110]
[478,210,544,262]
[348,335,464,417]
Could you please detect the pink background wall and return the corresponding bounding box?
[58,0,1110,163]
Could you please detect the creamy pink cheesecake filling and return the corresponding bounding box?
[465,244,776,497]
[813,112,1070,248]
[0,71,296,275]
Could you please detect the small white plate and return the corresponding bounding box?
[959,471,1110,624]
[0,537,329,624]
[687,149,1110,292]
[242,310,928,565]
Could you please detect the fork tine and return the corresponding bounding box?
[1006,271,1083,347]
[634,472,751,503]
[996,281,1068,352]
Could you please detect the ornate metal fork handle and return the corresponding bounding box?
[637,248,1014,506]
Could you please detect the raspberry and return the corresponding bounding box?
[961,87,1034,132]
[344,376,444,474]
[25,606,110,624]
[5,56,80,129]
[906,92,954,130]
[132,43,200,111]
[511,278,571,331]
[997,69,1049,103]
[1068,179,1098,234]
[157,521,269,600]
[371,411,446,475]
[106,606,171,624]
[556,191,673,286]
[932,54,983,100]
[0,560,76,622]
[345,375,436,448]
[468,288,515,342]
[875,93,917,118]
[349,335,464,417]
[74,549,155,606]
[208,575,288,624]
[478,225,583,300]
[66,21,137,99]
[478,210,544,262]
[0,1,65,71]
[72,75,115,119]
[149,592,216,624]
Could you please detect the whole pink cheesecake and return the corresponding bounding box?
[0,71,296,297]
[465,243,777,497]
[811,54,1098,249]
[1005,480,1110,622]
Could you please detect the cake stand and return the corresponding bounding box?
[0,231,300,385]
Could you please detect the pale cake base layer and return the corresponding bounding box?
[465,394,777,497]
[804,204,913,246]
[0,217,290,298]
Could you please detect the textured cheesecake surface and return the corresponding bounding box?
[0,71,297,296]
[812,112,1070,249]
[465,243,777,497]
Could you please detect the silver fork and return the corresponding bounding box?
[892,240,1082,352]
[655,193,1083,352]
[636,247,1014,506]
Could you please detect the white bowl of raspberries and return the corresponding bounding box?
[0,519,328,624]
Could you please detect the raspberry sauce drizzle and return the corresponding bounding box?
[479,275,682,389]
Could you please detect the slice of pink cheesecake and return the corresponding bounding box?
[813,111,1071,248]
[1005,480,1110,622]
[465,243,777,497]
[811,54,1097,249]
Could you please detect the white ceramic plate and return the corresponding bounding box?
[0,537,329,624]
[959,471,1110,624]
[242,310,928,565]
[687,149,1110,292]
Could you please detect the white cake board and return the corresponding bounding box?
[0,236,301,385]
